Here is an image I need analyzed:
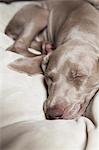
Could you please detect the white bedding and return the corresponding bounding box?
[0,2,99,150]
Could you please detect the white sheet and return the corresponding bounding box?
[0,2,99,150]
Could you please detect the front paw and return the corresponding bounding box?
[6,41,35,57]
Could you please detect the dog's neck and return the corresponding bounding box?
[55,27,99,56]
[61,39,98,56]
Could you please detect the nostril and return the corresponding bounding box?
[45,106,64,120]
[45,114,56,120]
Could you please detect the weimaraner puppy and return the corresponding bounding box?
[5,0,99,119]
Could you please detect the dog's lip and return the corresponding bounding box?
[61,103,81,119]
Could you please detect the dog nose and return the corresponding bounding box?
[45,104,65,120]
[45,102,81,120]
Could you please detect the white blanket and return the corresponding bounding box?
[0,2,99,150]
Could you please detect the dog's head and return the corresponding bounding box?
[9,42,99,120]
[42,43,99,119]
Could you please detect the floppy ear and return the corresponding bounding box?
[8,56,43,75]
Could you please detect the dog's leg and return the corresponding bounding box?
[30,28,55,54]
[6,22,43,57]
[5,4,49,57]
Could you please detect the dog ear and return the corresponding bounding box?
[8,56,43,75]
[41,52,52,72]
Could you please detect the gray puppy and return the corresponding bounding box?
[5,0,99,119]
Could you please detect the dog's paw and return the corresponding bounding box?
[6,41,35,57]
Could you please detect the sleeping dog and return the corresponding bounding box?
[4,0,99,119]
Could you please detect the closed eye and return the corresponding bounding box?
[71,70,83,78]
[67,70,87,83]
[72,74,84,80]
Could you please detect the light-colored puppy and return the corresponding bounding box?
[5,0,99,119]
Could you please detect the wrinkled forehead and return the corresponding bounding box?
[47,49,96,74]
